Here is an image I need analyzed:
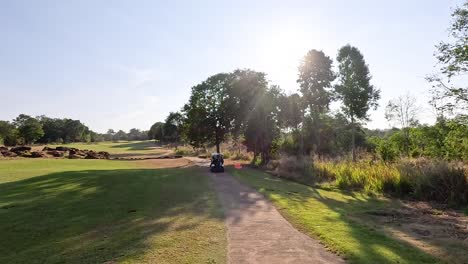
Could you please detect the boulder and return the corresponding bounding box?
[85,151,99,159]
[68,153,84,159]
[11,146,31,152]
[42,146,55,151]
[56,146,72,151]
[19,151,31,157]
[47,150,64,157]
[0,146,8,152]
[98,151,110,159]
[1,151,17,157]
[30,151,46,158]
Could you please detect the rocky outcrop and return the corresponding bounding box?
[30,151,47,158]
[10,146,32,152]
[0,145,110,160]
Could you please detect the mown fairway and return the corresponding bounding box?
[0,157,226,264]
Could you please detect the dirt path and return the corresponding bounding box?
[209,171,345,264]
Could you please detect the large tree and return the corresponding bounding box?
[335,45,380,161]
[148,122,164,142]
[13,114,44,145]
[183,73,234,152]
[244,85,282,164]
[0,121,18,146]
[163,112,185,144]
[297,49,335,114]
[429,1,468,114]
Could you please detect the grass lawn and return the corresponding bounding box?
[0,159,226,264]
[230,168,440,264]
[45,141,167,155]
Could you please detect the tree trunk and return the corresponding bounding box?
[351,118,356,162]
[216,142,220,153]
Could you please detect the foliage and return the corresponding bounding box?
[0,121,19,146]
[243,85,282,164]
[398,159,467,205]
[13,114,44,144]
[297,49,335,114]
[335,45,380,161]
[183,73,234,152]
[148,122,164,142]
[429,0,468,114]
[375,138,398,163]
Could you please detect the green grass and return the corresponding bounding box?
[230,168,439,264]
[50,141,166,155]
[0,159,226,264]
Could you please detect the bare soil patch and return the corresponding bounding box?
[361,200,468,263]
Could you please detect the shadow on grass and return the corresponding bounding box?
[0,167,224,264]
[110,141,157,151]
[230,167,443,264]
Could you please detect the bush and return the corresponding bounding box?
[311,158,468,205]
[270,155,314,182]
[174,146,197,156]
[398,159,467,205]
[376,139,399,163]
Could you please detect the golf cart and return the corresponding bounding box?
[210,153,224,173]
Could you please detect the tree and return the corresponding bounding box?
[297,49,335,114]
[163,112,185,144]
[429,1,468,114]
[385,94,418,156]
[278,93,303,131]
[297,50,335,155]
[0,121,18,146]
[229,69,269,137]
[113,130,128,141]
[335,45,380,161]
[148,122,164,142]
[104,129,115,141]
[243,85,282,164]
[13,114,44,145]
[184,73,235,152]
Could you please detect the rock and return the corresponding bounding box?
[47,150,64,157]
[56,146,70,151]
[30,151,46,158]
[19,151,31,157]
[0,146,8,152]
[2,151,17,157]
[98,151,110,159]
[42,146,55,151]
[11,146,31,152]
[85,151,99,159]
[68,153,84,159]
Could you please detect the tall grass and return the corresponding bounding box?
[270,155,468,205]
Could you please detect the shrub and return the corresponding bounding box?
[376,139,399,163]
[272,155,314,182]
[398,159,467,205]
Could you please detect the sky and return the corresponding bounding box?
[0,0,463,133]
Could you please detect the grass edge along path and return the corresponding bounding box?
[230,168,440,264]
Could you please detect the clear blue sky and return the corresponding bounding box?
[0,0,462,132]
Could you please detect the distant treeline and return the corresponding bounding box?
[0,114,148,146]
